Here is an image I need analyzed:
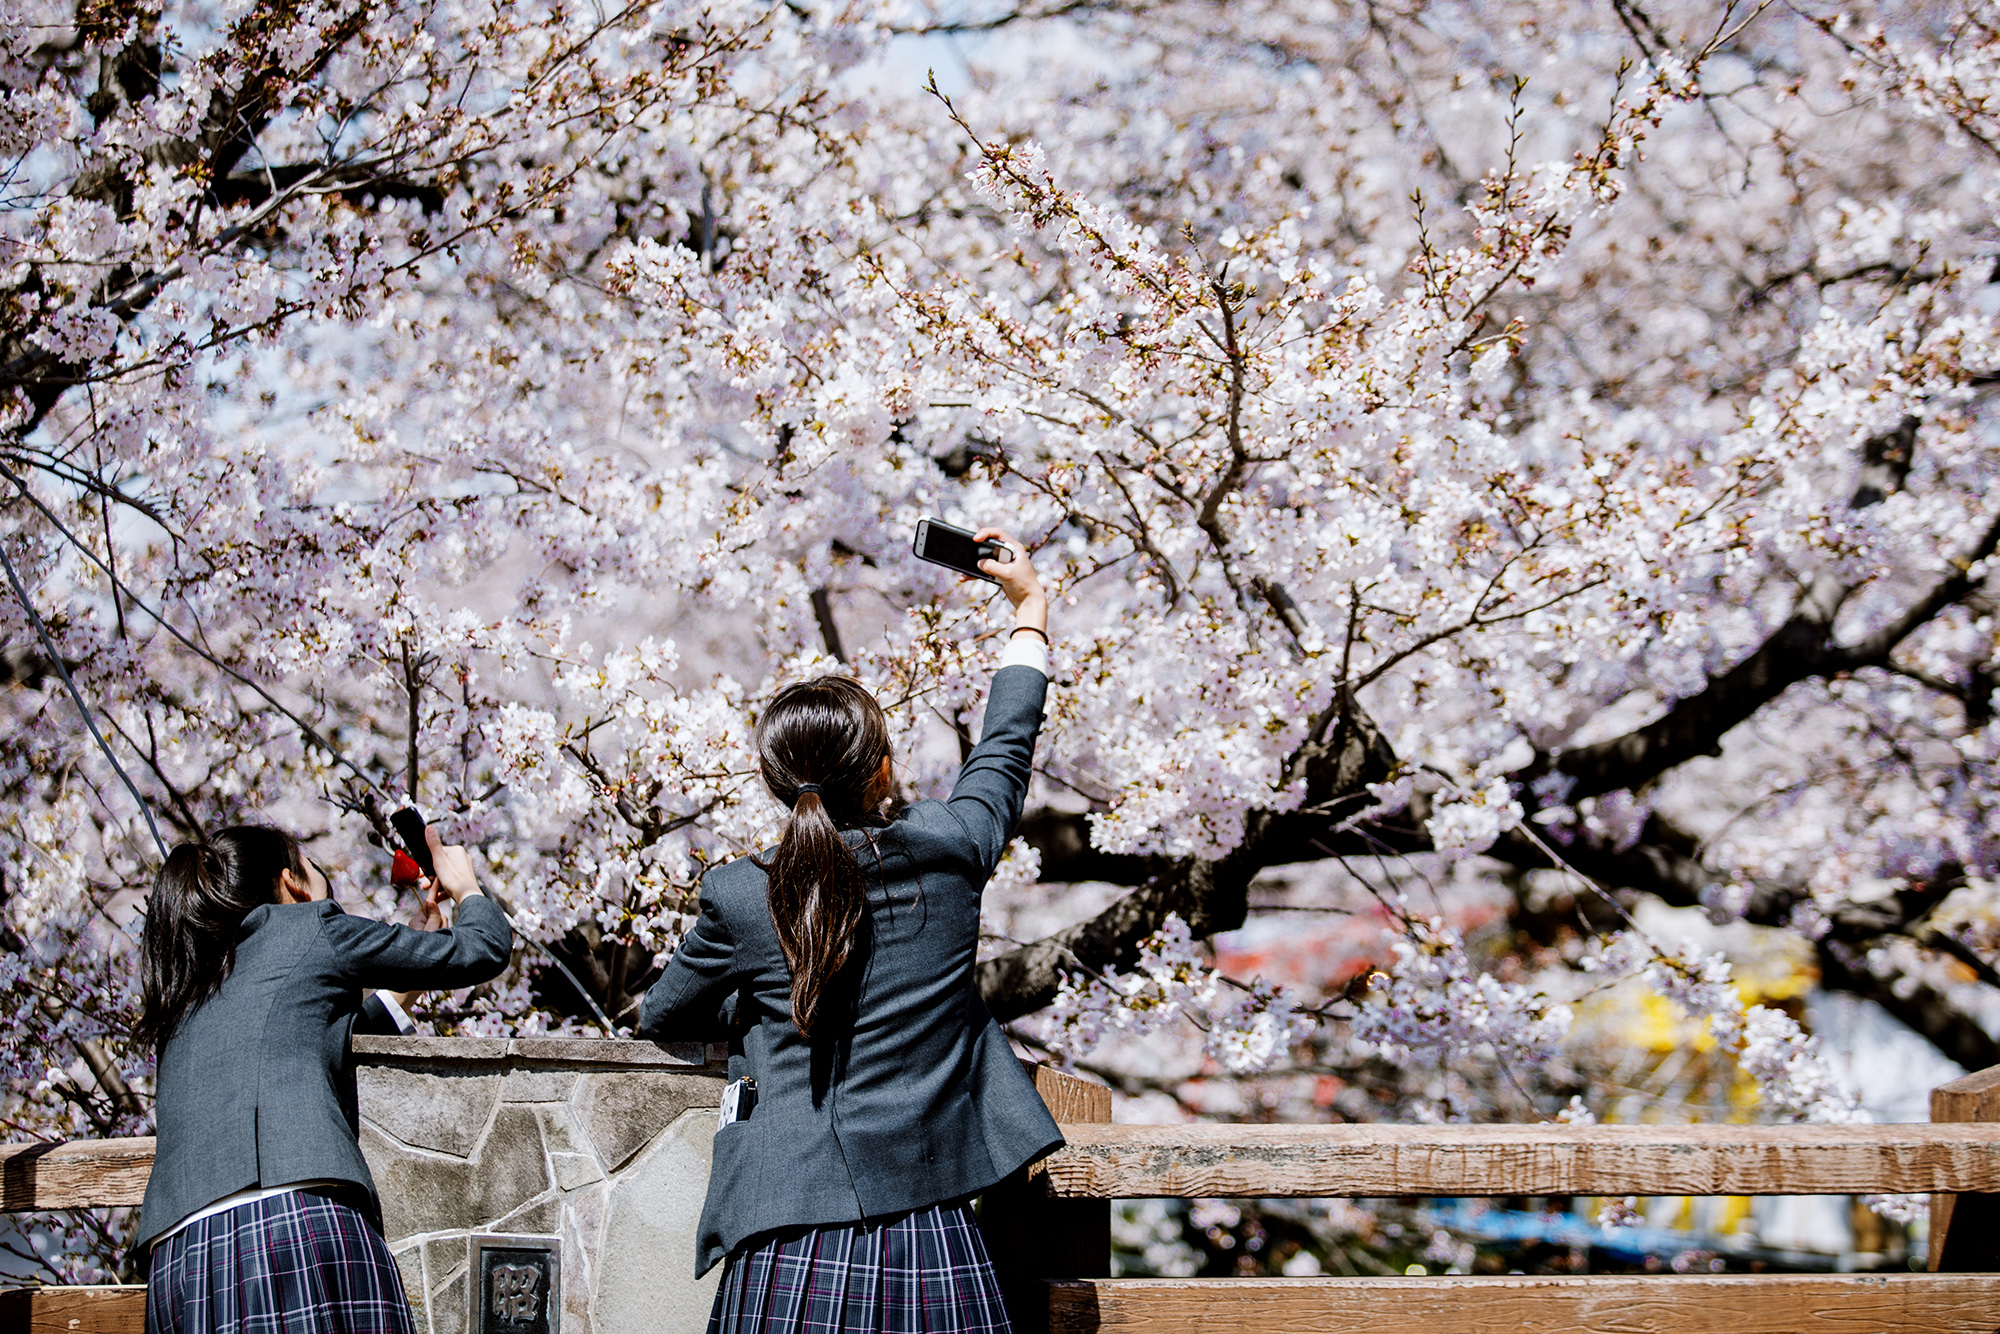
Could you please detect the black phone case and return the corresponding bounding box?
[913,519,1009,584]
[390,807,436,878]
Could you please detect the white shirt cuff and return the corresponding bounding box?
[374,992,416,1035]
[997,632,1049,675]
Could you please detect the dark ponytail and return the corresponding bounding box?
[136,826,306,1050]
[755,676,892,1037]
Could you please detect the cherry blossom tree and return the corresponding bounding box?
[6,0,2000,1278]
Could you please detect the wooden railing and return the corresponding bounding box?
[0,1137,151,1333]
[5,1064,1997,1333]
[995,1062,2000,1334]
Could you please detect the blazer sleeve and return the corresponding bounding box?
[636,881,737,1041]
[355,991,417,1036]
[940,664,1048,876]
[321,895,514,992]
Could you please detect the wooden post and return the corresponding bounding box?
[1930,1063,2000,1271]
[983,1062,1113,1334]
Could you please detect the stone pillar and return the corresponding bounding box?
[352,1035,729,1334]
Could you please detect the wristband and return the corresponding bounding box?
[1011,625,1050,645]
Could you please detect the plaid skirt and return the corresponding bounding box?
[146,1187,415,1334]
[709,1199,1012,1334]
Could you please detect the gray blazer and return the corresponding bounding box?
[135,894,513,1249]
[639,665,1064,1276]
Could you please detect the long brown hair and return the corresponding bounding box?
[755,676,891,1036]
[136,826,306,1049]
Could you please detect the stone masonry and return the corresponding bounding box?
[352,1035,730,1334]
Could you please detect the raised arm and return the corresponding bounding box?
[327,829,513,992]
[325,894,514,992]
[942,527,1050,874]
[944,667,1048,873]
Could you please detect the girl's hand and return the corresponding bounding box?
[426,826,483,905]
[975,527,1047,632]
[407,881,445,932]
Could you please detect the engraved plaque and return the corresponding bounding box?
[470,1234,561,1334]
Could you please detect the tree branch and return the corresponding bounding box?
[810,586,847,662]
[1533,416,1997,802]
[980,700,1401,1018]
[1817,941,2000,1074]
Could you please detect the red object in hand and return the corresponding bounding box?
[391,850,423,886]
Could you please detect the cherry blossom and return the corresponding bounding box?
[4,0,2000,1278]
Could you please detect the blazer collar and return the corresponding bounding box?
[236,898,343,937]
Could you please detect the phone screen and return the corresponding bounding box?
[914,520,999,583]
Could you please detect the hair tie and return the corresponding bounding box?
[792,783,822,806]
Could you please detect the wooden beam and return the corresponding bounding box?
[1026,1061,1114,1126]
[1930,1064,2000,1272]
[1036,1122,2000,1198]
[0,1285,146,1334]
[0,1138,154,1211]
[1044,1274,2000,1334]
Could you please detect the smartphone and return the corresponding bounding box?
[390,806,436,880]
[913,519,1012,584]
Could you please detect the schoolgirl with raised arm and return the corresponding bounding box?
[641,525,1060,1334]
[136,824,513,1334]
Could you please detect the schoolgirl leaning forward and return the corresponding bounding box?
[135,824,514,1334]
[639,524,1060,1334]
